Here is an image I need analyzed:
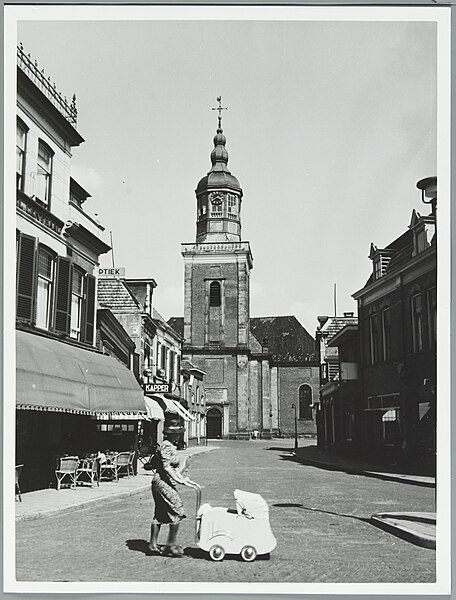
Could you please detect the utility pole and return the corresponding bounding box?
[291,403,298,450]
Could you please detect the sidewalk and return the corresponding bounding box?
[15,445,218,522]
[292,444,436,550]
[292,445,435,487]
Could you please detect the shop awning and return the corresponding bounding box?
[16,330,146,417]
[149,394,195,421]
[144,396,165,421]
[171,401,195,422]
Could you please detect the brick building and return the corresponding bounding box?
[172,102,319,439]
[352,177,436,471]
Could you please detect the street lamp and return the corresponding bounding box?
[291,403,298,450]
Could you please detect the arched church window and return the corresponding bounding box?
[299,385,313,420]
[209,281,221,307]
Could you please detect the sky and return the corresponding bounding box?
[15,11,437,335]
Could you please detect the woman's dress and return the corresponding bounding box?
[151,440,185,524]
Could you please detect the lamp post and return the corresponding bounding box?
[291,403,298,450]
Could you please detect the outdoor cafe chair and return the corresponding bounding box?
[15,464,24,502]
[55,456,79,490]
[76,457,99,488]
[99,453,118,482]
[115,452,134,479]
[138,444,153,465]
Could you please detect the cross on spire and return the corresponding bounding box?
[212,95,227,129]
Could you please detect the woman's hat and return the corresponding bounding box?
[163,420,184,435]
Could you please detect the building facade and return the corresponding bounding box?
[175,104,319,439]
[352,178,436,471]
[15,45,145,491]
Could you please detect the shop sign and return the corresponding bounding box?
[143,383,172,394]
[98,267,125,278]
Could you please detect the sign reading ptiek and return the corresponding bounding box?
[143,383,172,394]
[98,267,125,278]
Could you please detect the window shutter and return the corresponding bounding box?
[83,273,96,344]
[16,233,37,322]
[54,256,72,334]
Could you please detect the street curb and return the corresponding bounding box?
[370,514,436,550]
[15,446,219,522]
[15,482,153,522]
[291,452,435,488]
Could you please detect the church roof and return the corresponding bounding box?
[250,316,317,363]
[97,278,141,311]
[196,126,241,195]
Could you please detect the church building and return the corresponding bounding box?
[169,99,319,439]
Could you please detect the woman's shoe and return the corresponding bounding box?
[146,546,162,556]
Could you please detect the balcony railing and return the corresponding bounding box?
[17,190,64,234]
[17,43,78,126]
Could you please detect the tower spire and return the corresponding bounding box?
[211,95,228,130]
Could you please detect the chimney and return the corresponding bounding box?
[317,316,329,329]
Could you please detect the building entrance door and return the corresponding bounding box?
[206,407,222,439]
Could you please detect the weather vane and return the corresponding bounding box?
[212,96,227,129]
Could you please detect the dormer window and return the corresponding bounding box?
[370,244,394,280]
[413,222,434,255]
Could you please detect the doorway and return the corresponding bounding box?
[206,407,222,439]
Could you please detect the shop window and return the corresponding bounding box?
[36,140,53,207]
[17,119,27,190]
[36,246,54,330]
[299,385,312,420]
[411,294,424,352]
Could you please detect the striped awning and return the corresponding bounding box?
[144,397,165,421]
[16,330,146,417]
[149,394,195,422]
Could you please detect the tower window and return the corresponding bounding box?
[227,194,237,214]
[209,281,221,307]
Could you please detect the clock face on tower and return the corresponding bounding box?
[209,191,224,206]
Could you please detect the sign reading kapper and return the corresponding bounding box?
[143,383,172,394]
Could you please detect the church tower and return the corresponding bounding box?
[181,98,253,439]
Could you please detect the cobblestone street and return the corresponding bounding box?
[16,440,436,583]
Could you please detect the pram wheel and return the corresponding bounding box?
[240,545,257,562]
[209,544,225,561]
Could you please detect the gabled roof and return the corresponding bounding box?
[167,317,184,338]
[97,279,141,312]
[250,316,317,363]
[319,316,358,341]
[154,309,184,341]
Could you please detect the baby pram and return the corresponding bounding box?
[195,488,277,561]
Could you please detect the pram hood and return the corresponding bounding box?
[234,489,270,520]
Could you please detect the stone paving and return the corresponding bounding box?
[15,439,436,584]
